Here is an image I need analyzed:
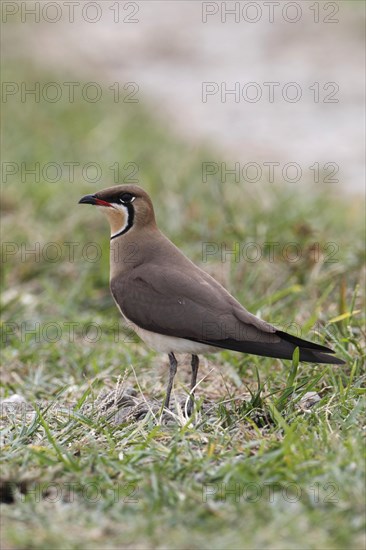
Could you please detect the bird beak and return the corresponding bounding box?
[78,194,112,207]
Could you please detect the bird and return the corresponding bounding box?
[79,184,345,414]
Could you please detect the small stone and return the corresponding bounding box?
[297,391,321,412]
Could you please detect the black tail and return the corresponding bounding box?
[275,330,345,365]
[196,329,345,365]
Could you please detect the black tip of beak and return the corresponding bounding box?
[78,194,96,205]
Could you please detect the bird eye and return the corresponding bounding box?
[120,193,134,204]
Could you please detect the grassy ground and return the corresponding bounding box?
[1,62,365,550]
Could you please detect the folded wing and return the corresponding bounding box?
[111,264,344,365]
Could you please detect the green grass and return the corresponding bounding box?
[1,61,365,550]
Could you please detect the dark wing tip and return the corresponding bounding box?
[301,351,346,365]
[275,330,335,354]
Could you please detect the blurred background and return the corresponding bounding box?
[2,0,365,193]
[1,2,365,549]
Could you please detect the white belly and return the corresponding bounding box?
[131,324,219,354]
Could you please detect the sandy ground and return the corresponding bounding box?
[2,0,365,194]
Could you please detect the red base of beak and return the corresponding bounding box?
[78,194,112,207]
[95,198,112,207]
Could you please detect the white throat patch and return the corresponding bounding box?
[109,203,130,238]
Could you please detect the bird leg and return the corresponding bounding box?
[164,352,177,410]
[187,354,199,416]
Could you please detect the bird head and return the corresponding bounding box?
[78,184,156,239]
